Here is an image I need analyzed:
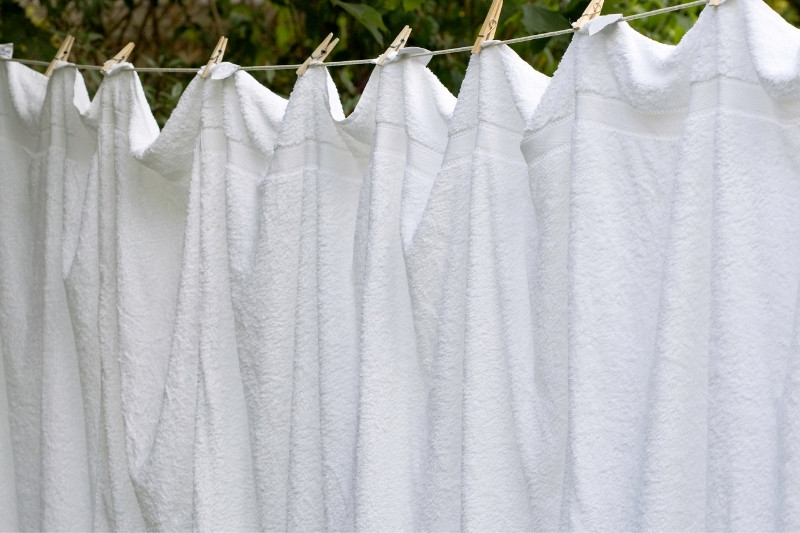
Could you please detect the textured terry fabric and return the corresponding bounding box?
[222,71,291,527]
[524,16,699,533]
[0,60,47,532]
[243,64,377,531]
[404,44,549,531]
[27,65,94,531]
[64,64,186,531]
[0,331,15,532]
[640,1,800,530]
[351,48,455,531]
[522,0,800,530]
[128,63,286,531]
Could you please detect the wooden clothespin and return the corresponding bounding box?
[296,33,339,76]
[572,0,604,30]
[472,0,503,54]
[45,34,75,77]
[377,25,412,66]
[101,42,135,73]
[201,36,228,79]
[708,0,723,5]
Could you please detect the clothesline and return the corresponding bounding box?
[0,0,709,74]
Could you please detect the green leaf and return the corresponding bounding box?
[520,4,570,34]
[331,0,388,45]
[402,0,425,10]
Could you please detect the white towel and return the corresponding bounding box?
[65,64,186,530]
[352,48,455,531]
[524,17,696,532]
[404,44,549,531]
[243,64,377,531]
[640,1,800,529]
[27,64,94,531]
[0,60,47,532]
[523,0,800,529]
[128,63,286,530]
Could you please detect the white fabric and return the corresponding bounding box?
[65,64,186,530]
[1,2,800,529]
[352,48,455,531]
[405,44,549,531]
[242,64,377,531]
[128,63,286,531]
[522,0,800,530]
[0,60,47,532]
[28,65,94,531]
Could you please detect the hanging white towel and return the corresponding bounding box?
[404,43,549,531]
[524,16,699,532]
[128,62,286,531]
[0,60,47,532]
[351,48,455,531]
[523,0,800,529]
[26,64,95,531]
[243,64,377,531]
[638,0,800,529]
[65,63,187,531]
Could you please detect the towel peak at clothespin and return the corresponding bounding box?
[201,36,228,79]
[101,42,135,73]
[377,25,412,66]
[472,0,503,54]
[572,0,604,30]
[45,34,75,77]
[296,32,340,76]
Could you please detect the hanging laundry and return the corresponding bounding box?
[129,62,286,531]
[27,63,95,531]
[0,60,47,532]
[351,47,455,531]
[242,63,377,531]
[523,0,800,529]
[524,14,697,532]
[638,0,800,529]
[64,63,187,531]
[404,43,550,531]
[0,1,797,528]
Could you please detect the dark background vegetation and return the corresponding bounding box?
[2,0,799,125]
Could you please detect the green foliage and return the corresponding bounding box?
[331,0,389,45]
[2,0,799,127]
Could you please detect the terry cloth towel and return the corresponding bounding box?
[243,63,377,531]
[637,0,800,530]
[523,0,800,529]
[65,63,187,531]
[26,64,95,531]
[523,15,697,532]
[404,44,549,531]
[0,60,47,532]
[351,47,455,531]
[129,62,286,531]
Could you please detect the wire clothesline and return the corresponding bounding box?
[0,0,709,74]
